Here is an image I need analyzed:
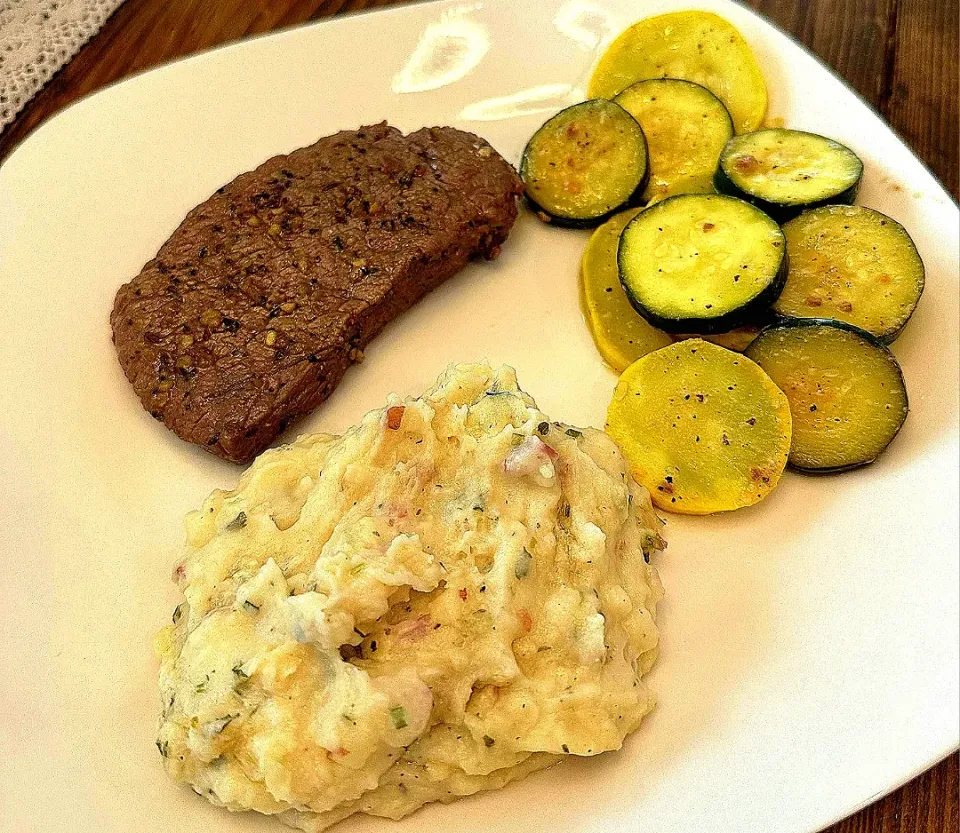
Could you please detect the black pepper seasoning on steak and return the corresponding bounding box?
[111,123,524,462]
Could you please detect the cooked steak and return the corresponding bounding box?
[111,123,523,463]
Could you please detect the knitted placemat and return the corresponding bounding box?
[0,0,126,131]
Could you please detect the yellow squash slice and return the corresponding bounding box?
[588,11,768,133]
[580,208,673,371]
[606,340,791,514]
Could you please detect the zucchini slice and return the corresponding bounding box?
[775,205,925,342]
[588,11,768,133]
[580,208,673,370]
[520,99,648,227]
[715,128,863,220]
[606,339,791,514]
[618,194,787,334]
[614,79,734,204]
[745,319,908,472]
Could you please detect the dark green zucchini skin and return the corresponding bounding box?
[747,317,908,473]
[617,195,788,335]
[767,310,910,347]
[713,167,860,223]
[756,316,896,351]
[523,173,648,228]
[520,101,650,228]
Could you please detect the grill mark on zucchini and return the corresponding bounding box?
[520,99,649,227]
[617,194,787,334]
[715,128,863,221]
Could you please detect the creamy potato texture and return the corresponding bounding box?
[155,363,664,831]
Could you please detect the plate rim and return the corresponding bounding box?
[0,2,957,832]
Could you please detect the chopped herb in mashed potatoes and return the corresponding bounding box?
[155,363,664,831]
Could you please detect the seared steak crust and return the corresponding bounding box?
[111,123,523,462]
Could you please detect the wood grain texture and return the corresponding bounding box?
[0,1,957,831]
[887,0,960,195]
[748,0,959,196]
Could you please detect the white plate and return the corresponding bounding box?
[1,1,957,831]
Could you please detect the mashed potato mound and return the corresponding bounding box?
[155,363,664,831]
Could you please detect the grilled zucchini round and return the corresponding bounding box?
[746,319,908,472]
[618,194,787,334]
[613,79,733,204]
[715,128,863,221]
[520,99,649,227]
[775,205,924,342]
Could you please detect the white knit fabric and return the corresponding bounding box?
[0,0,126,131]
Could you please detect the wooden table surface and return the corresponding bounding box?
[1,1,957,831]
